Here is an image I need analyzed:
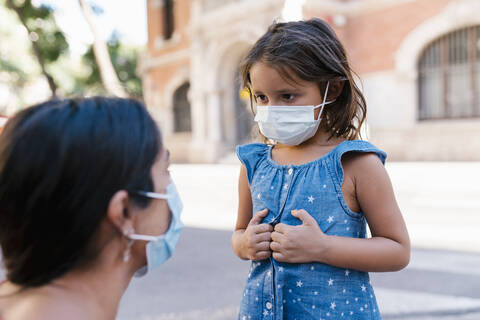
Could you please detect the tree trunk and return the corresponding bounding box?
[6,0,57,97]
[78,0,128,98]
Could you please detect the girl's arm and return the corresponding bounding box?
[232,165,273,261]
[270,153,410,272]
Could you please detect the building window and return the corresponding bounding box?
[163,0,174,40]
[173,82,191,132]
[418,26,480,120]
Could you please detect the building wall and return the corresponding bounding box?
[143,0,480,162]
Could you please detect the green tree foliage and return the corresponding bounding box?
[5,0,68,96]
[75,32,142,98]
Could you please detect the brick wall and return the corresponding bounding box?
[306,0,452,74]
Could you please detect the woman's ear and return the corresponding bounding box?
[327,81,345,100]
[106,190,134,236]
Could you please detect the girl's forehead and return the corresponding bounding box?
[250,62,312,90]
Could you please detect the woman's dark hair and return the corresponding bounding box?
[241,18,366,140]
[0,97,161,288]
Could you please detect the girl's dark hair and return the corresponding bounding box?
[241,18,366,140]
[0,97,161,288]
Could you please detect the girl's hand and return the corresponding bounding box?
[270,209,328,263]
[242,209,273,261]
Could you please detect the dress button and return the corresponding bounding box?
[288,168,293,175]
[266,301,272,309]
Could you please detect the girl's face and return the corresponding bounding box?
[250,62,325,120]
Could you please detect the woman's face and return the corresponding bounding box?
[131,146,172,241]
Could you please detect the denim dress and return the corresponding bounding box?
[236,140,386,320]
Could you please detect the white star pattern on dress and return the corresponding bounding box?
[312,305,316,309]
[345,269,350,276]
[296,280,303,287]
[283,183,288,189]
[308,195,315,203]
[330,302,336,310]
[267,271,271,277]
[343,289,346,293]
[314,291,318,295]
[327,216,334,223]
[323,184,327,188]
[328,278,334,286]
[310,266,315,271]
[263,310,269,316]
[346,300,350,305]
[350,311,354,315]
[361,284,367,292]
[278,266,284,272]
[257,193,261,199]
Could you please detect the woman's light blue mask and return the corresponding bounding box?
[128,181,184,277]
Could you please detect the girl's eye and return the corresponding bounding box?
[255,95,268,103]
[282,94,295,101]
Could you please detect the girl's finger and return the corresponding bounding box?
[273,223,288,234]
[255,250,271,260]
[270,231,284,243]
[248,209,269,226]
[272,251,286,262]
[269,241,281,252]
[257,241,271,251]
[254,223,273,234]
[256,232,272,242]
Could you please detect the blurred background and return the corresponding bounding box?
[1,0,480,319]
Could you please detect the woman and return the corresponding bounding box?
[0,97,183,320]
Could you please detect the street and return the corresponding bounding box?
[115,162,480,320]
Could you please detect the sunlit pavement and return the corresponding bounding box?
[1,162,477,319]
[114,162,480,319]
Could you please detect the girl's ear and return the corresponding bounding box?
[106,190,134,236]
[327,81,345,100]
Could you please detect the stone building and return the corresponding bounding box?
[140,0,480,162]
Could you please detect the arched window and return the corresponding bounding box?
[418,26,480,120]
[163,0,174,40]
[173,82,191,132]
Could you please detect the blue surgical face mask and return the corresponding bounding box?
[128,181,184,277]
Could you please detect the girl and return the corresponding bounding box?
[232,19,410,320]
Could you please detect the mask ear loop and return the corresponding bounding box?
[316,81,330,120]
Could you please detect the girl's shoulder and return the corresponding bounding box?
[328,140,387,186]
[332,140,387,164]
[236,143,270,183]
[236,143,270,165]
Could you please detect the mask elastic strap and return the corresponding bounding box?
[135,191,172,200]
[129,234,163,242]
[314,81,331,120]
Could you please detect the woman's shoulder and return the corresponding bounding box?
[0,289,89,320]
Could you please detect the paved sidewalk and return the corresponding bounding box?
[171,162,480,253]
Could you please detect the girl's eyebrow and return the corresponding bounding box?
[276,88,300,93]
